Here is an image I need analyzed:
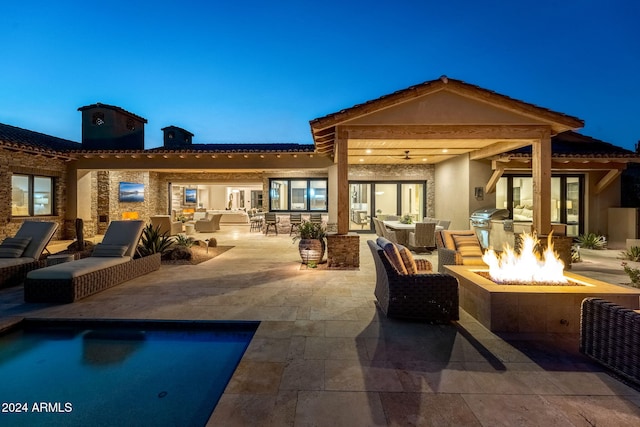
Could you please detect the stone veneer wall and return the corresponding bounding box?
[348,164,435,218]
[0,148,68,240]
[326,233,360,268]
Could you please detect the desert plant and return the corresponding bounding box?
[571,244,582,263]
[137,224,174,257]
[620,246,640,262]
[174,234,196,248]
[622,262,640,288]
[292,220,326,242]
[576,232,607,250]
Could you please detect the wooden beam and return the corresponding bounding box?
[342,124,550,140]
[531,131,552,234]
[484,165,505,194]
[595,170,622,194]
[469,140,534,160]
[336,138,349,234]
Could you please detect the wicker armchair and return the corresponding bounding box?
[435,229,486,273]
[195,213,222,232]
[368,239,459,322]
[580,298,640,386]
[150,215,182,236]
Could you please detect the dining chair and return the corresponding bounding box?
[408,222,436,253]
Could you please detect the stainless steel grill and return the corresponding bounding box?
[470,208,509,247]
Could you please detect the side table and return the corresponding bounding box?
[46,254,75,266]
[184,223,195,235]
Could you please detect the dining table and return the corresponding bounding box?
[383,220,443,246]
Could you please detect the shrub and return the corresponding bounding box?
[293,220,326,242]
[620,246,640,262]
[576,232,607,250]
[174,234,196,248]
[622,262,640,288]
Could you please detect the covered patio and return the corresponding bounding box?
[2,225,640,425]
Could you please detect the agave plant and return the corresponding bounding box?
[576,232,607,250]
[620,246,640,262]
[174,234,196,248]
[137,224,174,257]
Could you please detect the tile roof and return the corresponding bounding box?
[0,122,81,153]
[146,143,315,153]
[77,103,148,123]
[506,131,638,158]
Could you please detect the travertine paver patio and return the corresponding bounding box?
[1,225,640,426]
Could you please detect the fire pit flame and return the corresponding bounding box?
[482,232,568,284]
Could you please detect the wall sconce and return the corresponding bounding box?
[122,211,139,220]
[474,187,484,200]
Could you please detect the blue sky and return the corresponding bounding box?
[1,1,638,150]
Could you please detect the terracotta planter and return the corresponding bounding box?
[298,239,325,264]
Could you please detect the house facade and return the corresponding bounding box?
[2,77,639,265]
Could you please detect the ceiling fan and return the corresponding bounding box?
[387,150,414,160]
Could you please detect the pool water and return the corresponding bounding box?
[0,319,258,427]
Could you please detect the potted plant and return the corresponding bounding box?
[293,220,326,264]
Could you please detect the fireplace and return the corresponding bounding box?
[445,265,640,333]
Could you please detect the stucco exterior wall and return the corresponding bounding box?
[434,155,471,229]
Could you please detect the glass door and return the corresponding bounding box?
[350,183,371,231]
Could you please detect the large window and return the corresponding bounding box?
[496,175,583,236]
[269,178,327,212]
[12,174,54,217]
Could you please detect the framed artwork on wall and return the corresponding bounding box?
[184,188,197,204]
[119,182,144,203]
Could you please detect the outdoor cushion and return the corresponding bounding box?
[453,234,483,258]
[101,220,145,257]
[27,256,131,280]
[0,237,32,258]
[397,245,418,275]
[92,244,128,257]
[0,257,36,268]
[377,237,408,275]
[14,221,58,259]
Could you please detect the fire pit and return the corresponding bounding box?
[445,233,640,333]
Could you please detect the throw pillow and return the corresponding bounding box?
[0,237,32,258]
[92,244,129,257]
[382,242,408,275]
[397,245,418,275]
[452,234,483,258]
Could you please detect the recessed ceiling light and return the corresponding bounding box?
[422,158,427,162]
[359,158,364,162]
[442,149,448,153]
[365,149,372,154]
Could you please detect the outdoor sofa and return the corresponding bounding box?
[0,221,58,288]
[368,237,459,322]
[24,220,160,303]
[580,298,640,386]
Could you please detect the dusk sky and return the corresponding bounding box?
[1,1,638,150]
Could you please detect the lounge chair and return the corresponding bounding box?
[368,237,459,322]
[24,220,160,303]
[0,221,58,288]
[150,215,182,236]
[194,213,222,232]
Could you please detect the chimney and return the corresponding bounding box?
[162,126,194,148]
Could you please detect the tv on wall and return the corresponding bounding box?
[119,182,145,203]
[184,188,197,204]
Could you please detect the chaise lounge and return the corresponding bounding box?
[0,221,58,289]
[24,220,160,303]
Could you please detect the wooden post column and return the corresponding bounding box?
[336,137,349,234]
[532,130,552,234]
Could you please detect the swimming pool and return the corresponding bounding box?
[0,319,258,427]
